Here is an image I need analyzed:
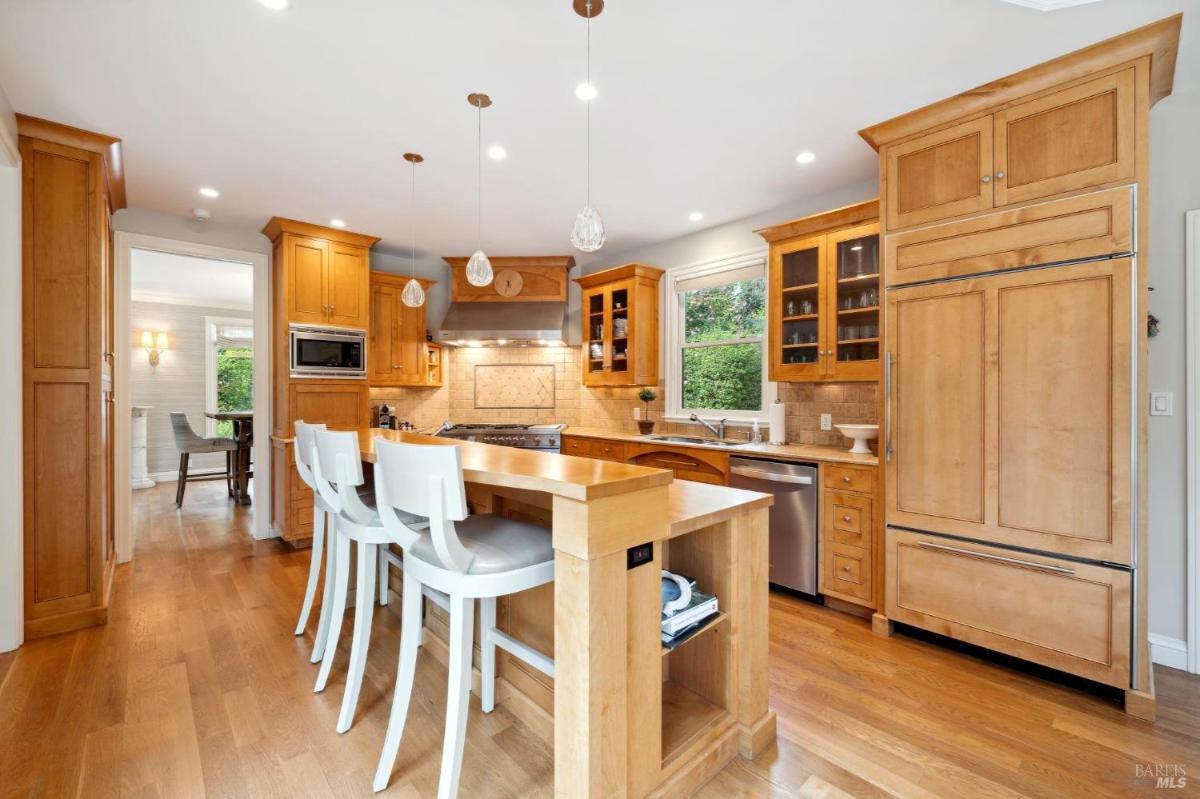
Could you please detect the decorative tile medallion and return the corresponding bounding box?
[474,363,556,409]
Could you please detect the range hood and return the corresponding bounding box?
[437,300,568,347]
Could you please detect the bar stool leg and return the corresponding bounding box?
[377,545,390,606]
[315,529,351,692]
[373,569,424,793]
[311,512,338,663]
[480,597,497,713]
[438,594,475,799]
[338,540,377,733]
[294,504,325,635]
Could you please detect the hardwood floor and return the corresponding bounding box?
[1,481,1197,798]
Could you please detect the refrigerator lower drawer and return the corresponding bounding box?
[885,528,1131,688]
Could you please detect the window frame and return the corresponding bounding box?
[204,315,254,436]
[664,248,776,425]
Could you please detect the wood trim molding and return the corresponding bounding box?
[368,271,435,289]
[260,216,380,248]
[753,199,879,243]
[15,114,126,210]
[442,255,576,271]
[857,13,1181,150]
[573,262,664,289]
[443,256,573,302]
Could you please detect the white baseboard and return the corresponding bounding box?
[1149,633,1190,671]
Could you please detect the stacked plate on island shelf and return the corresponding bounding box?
[661,570,719,650]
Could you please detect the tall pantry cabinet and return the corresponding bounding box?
[861,16,1181,717]
[264,218,375,544]
[19,115,125,639]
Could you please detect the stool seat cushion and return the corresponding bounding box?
[409,515,552,575]
[181,437,238,454]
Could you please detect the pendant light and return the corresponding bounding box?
[401,152,426,308]
[465,92,494,287]
[569,0,606,253]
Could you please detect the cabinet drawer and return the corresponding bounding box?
[628,446,728,485]
[885,528,1130,688]
[824,490,872,548]
[561,436,628,461]
[291,497,314,539]
[823,464,874,494]
[822,542,872,604]
[886,187,1133,285]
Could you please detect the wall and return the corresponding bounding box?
[131,300,252,476]
[113,207,271,255]
[1147,85,1200,647]
[0,81,21,653]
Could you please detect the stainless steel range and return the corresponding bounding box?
[435,423,565,453]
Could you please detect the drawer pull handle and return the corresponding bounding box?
[842,476,852,483]
[842,515,852,523]
[916,541,1075,575]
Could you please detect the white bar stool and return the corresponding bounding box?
[292,421,336,663]
[370,438,555,798]
[310,430,426,734]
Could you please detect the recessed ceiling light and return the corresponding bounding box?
[330,219,347,228]
[258,0,289,10]
[487,145,507,160]
[795,151,816,165]
[198,186,220,199]
[574,82,598,101]
[688,212,703,222]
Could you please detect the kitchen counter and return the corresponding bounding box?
[563,425,880,466]
[355,428,776,797]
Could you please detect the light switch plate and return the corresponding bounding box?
[1150,392,1173,417]
[820,413,833,431]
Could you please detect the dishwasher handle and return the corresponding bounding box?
[729,465,814,485]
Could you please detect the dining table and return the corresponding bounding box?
[205,410,254,504]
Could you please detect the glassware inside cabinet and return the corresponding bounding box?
[834,233,880,364]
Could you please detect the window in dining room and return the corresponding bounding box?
[205,318,254,437]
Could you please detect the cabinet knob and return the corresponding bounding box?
[994,171,1006,180]
[842,515,852,523]
[842,476,851,483]
[980,174,991,183]
[841,566,851,573]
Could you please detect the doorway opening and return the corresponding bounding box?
[114,233,272,561]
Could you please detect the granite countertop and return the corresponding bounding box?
[563,426,879,467]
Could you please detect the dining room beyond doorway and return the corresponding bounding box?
[129,248,257,508]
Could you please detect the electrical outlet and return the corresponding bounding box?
[820,413,832,431]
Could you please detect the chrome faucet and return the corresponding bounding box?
[689,414,727,440]
[434,419,454,436]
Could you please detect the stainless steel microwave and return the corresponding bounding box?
[289,325,366,378]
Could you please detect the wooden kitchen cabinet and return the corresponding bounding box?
[368,271,435,387]
[263,217,378,329]
[819,463,879,609]
[877,68,1136,233]
[885,257,1133,565]
[757,201,880,383]
[19,115,125,639]
[574,263,663,387]
[266,217,378,543]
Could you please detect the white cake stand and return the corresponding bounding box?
[835,424,879,454]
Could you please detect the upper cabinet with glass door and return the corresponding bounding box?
[757,200,880,383]
[575,263,664,387]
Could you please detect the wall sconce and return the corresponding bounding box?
[141,331,168,366]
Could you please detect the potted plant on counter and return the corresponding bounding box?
[637,388,657,434]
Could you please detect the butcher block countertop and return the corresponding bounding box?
[563,425,880,467]
[357,429,672,502]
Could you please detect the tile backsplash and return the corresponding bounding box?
[370,346,878,449]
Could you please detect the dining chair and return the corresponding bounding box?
[169,412,238,507]
[370,437,555,798]
[309,429,428,734]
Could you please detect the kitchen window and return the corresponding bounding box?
[665,250,775,423]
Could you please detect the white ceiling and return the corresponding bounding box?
[131,248,254,311]
[0,0,1195,261]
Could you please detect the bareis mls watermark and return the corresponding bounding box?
[1135,763,1188,789]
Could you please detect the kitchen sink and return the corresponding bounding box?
[640,434,742,447]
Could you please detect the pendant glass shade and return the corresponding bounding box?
[570,204,606,253]
[466,249,494,287]
[401,277,426,307]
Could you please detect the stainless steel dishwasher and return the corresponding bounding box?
[728,456,818,595]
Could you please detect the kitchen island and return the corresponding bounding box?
[358,429,776,798]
